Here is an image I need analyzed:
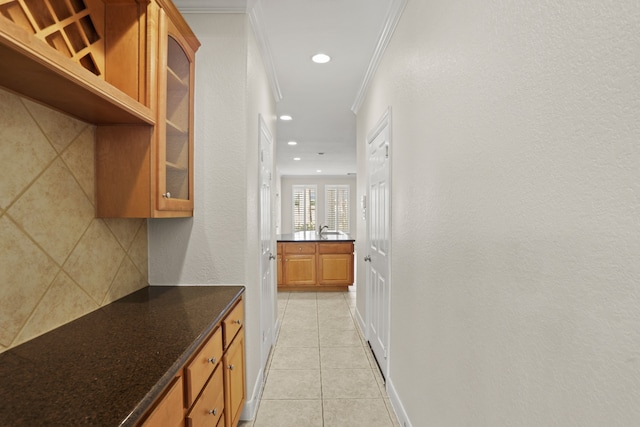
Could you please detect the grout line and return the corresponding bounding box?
[317,292,326,426]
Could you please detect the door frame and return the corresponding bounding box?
[365,107,393,381]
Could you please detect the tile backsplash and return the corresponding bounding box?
[0,87,148,353]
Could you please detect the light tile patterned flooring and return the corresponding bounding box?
[238,290,399,427]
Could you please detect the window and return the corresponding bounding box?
[325,185,350,232]
[293,185,316,231]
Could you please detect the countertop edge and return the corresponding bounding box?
[277,232,355,242]
[123,286,245,426]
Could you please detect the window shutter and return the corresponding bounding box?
[292,185,316,231]
[325,185,349,232]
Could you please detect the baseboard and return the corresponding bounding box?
[240,366,265,421]
[386,377,412,427]
[355,305,366,338]
[239,318,281,421]
[274,317,281,341]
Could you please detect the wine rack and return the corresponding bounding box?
[0,0,104,76]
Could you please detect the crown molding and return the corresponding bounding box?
[351,0,407,114]
[174,0,282,102]
[175,0,247,13]
[248,0,283,102]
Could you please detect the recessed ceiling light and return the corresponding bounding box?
[279,115,292,121]
[316,169,322,173]
[311,53,331,64]
[288,141,297,146]
[294,157,301,161]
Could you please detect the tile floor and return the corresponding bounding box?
[238,290,399,427]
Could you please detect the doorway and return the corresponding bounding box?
[365,107,392,380]
[259,115,276,371]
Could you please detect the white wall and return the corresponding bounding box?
[148,12,276,420]
[280,175,357,236]
[356,1,640,425]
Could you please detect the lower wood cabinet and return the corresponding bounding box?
[140,296,245,427]
[276,243,283,286]
[279,242,354,291]
[141,375,185,427]
[224,329,245,427]
[186,364,224,427]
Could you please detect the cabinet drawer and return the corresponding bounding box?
[185,326,223,407]
[318,242,354,254]
[186,365,224,427]
[141,375,184,427]
[284,243,316,254]
[223,299,244,349]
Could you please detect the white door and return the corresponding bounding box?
[259,115,276,370]
[366,108,392,380]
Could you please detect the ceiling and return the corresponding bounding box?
[175,0,394,176]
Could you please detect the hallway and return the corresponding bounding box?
[241,291,399,426]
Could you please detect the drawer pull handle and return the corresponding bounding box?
[208,408,218,416]
[233,319,242,325]
[228,364,235,370]
[207,357,217,364]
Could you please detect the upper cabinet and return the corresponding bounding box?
[0,0,153,124]
[0,0,199,218]
[156,12,196,214]
[94,0,199,218]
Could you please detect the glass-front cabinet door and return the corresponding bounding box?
[157,14,195,215]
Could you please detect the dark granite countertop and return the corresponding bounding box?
[277,231,355,242]
[0,285,244,426]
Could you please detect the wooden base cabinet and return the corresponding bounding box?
[141,375,185,427]
[276,243,283,286]
[224,329,245,427]
[279,242,354,291]
[139,296,245,427]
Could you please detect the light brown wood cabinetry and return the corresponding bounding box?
[224,328,245,427]
[282,243,317,286]
[141,375,185,427]
[0,0,154,124]
[185,327,223,408]
[139,296,245,427]
[186,363,224,427]
[221,298,246,427]
[276,243,283,286]
[0,0,199,218]
[279,242,354,291]
[96,0,199,218]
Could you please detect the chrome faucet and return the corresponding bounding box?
[319,225,329,235]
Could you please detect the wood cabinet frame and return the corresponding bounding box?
[278,242,354,291]
[0,0,200,218]
[140,296,245,427]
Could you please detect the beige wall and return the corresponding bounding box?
[0,88,148,353]
[356,0,640,425]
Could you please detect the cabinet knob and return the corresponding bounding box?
[364,255,372,262]
[233,319,242,325]
[207,356,216,364]
[208,408,218,416]
[228,364,235,370]
[269,253,276,260]
[162,192,171,199]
